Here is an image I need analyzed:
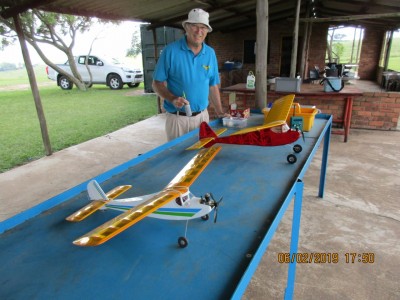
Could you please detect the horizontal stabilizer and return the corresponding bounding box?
[66,200,110,222]
[106,185,132,199]
[66,181,132,222]
[186,137,215,150]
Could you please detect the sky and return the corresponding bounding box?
[0,20,143,68]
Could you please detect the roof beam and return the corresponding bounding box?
[147,0,254,29]
[299,12,400,23]
[1,0,47,18]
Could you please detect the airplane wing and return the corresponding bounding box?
[66,184,132,222]
[232,94,295,135]
[230,120,287,135]
[72,145,222,246]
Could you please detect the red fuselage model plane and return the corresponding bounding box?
[187,94,303,163]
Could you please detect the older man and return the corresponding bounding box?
[152,8,227,141]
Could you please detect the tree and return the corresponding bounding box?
[126,25,141,57]
[0,17,16,50]
[0,9,114,90]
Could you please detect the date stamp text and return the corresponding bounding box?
[277,252,375,264]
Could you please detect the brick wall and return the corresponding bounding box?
[352,92,400,130]
[358,27,385,80]
[216,90,400,130]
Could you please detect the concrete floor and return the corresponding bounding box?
[1,114,399,299]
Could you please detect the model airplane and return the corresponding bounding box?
[66,146,222,248]
[187,94,303,163]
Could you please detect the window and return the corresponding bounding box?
[77,56,97,65]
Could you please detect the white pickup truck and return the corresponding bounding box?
[46,55,143,90]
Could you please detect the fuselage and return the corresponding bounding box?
[104,191,213,221]
[205,128,301,147]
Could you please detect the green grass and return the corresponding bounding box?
[0,65,51,86]
[388,37,400,71]
[0,66,158,172]
[327,37,400,71]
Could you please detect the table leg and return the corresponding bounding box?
[344,97,353,143]
[284,179,304,300]
[319,120,331,198]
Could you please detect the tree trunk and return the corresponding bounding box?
[13,14,52,156]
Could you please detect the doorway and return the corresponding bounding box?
[280,36,302,77]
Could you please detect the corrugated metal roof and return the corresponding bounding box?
[1,0,399,32]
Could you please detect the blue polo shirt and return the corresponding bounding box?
[153,36,220,113]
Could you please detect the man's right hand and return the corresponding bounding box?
[172,97,189,109]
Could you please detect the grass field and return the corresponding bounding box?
[0,66,158,172]
[0,65,51,86]
[328,37,400,71]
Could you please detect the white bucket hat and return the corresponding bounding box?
[182,8,212,32]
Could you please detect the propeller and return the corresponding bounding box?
[208,193,223,223]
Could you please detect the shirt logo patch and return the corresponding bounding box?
[202,65,210,71]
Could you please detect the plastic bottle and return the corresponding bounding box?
[246,71,255,89]
[184,104,192,116]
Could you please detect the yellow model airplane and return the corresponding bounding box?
[187,95,302,163]
[67,146,222,247]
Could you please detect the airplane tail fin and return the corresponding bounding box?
[88,180,108,200]
[186,122,225,150]
[199,122,218,139]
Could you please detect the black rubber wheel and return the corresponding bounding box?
[59,75,73,90]
[108,74,123,89]
[178,237,188,248]
[201,214,209,221]
[293,144,302,153]
[287,154,297,164]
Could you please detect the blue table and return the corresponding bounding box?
[0,114,332,300]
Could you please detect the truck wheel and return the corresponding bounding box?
[59,75,73,90]
[108,74,123,90]
[127,83,140,88]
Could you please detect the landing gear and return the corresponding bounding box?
[201,214,209,221]
[287,144,302,164]
[178,237,188,248]
[293,144,302,153]
[287,154,297,164]
[177,193,222,248]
